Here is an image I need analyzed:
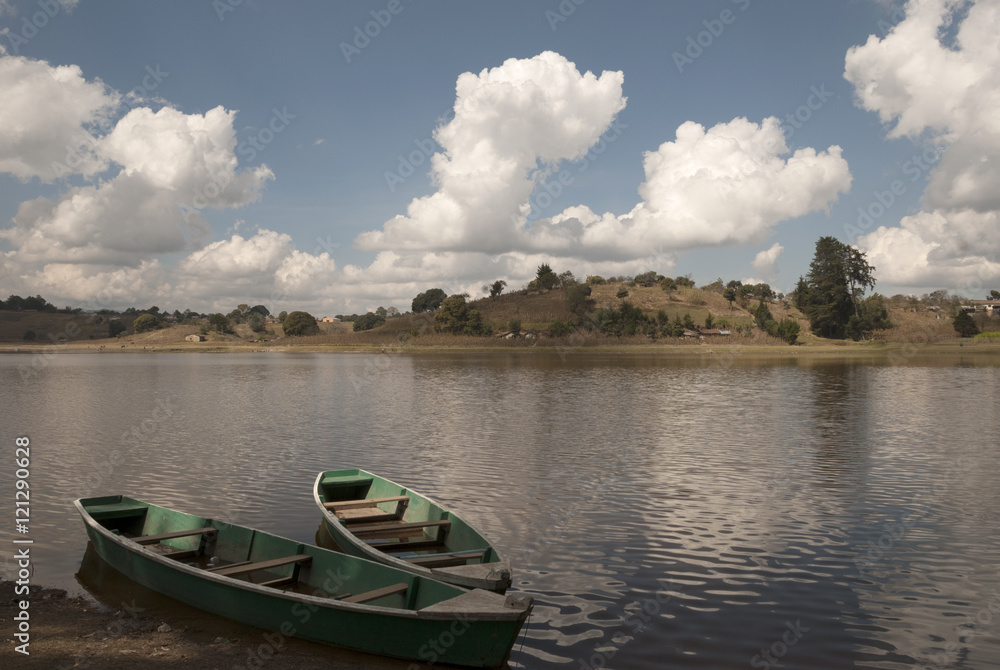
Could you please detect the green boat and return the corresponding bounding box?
[74,495,532,668]
[313,469,513,593]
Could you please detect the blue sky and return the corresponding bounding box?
[2,0,998,315]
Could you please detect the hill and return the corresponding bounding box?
[0,283,991,351]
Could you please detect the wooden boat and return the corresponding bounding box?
[313,469,512,593]
[74,495,532,668]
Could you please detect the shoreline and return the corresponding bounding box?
[1,578,393,669]
[1,339,999,358]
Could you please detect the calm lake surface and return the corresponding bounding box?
[2,350,1000,669]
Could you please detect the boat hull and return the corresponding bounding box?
[76,497,530,668]
[315,469,513,593]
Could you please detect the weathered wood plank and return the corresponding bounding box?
[324,495,410,510]
[339,582,408,604]
[134,527,216,545]
[350,520,451,536]
[404,551,485,568]
[211,554,312,577]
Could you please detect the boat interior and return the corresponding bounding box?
[82,496,467,610]
[318,471,497,569]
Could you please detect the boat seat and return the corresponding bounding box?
[339,582,408,604]
[209,554,312,578]
[403,550,485,568]
[87,503,148,521]
[349,519,451,538]
[324,495,410,511]
[366,538,446,553]
[206,560,252,573]
[134,527,217,545]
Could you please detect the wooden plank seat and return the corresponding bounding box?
[403,550,485,568]
[338,582,408,604]
[205,560,252,573]
[134,527,217,545]
[323,495,410,511]
[366,538,446,553]
[87,503,148,521]
[349,519,451,538]
[209,554,312,578]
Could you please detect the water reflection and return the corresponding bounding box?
[2,352,999,669]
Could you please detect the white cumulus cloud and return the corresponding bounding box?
[0,54,118,181]
[352,53,850,297]
[848,0,1000,287]
[752,242,784,282]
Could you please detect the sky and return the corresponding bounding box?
[1,0,998,316]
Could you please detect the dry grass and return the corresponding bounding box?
[6,289,997,352]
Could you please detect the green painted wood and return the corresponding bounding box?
[74,495,531,668]
[314,469,513,593]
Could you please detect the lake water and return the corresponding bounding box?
[2,350,1000,669]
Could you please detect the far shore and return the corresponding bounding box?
[2,337,998,359]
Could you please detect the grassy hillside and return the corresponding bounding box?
[1,283,992,350]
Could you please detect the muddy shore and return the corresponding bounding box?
[1,579,410,669]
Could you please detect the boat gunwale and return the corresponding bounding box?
[74,496,526,623]
[312,470,511,587]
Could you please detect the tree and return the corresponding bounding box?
[434,294,490,335]
[799,237,876,339]
[616,287,629,300]
[723,286,737,310]
[701,278,724,294]
[133,314,160,333]
[354,312,386,331]
[282,311,319,336]
[507,318,521,337]
[660,276,677,295]
[953,310,979,337]
[250,304,270,317]
[990,290,1000,300]
[736,284,755,309]
[776,319,800,345]
[488,280,507,299]
[248,312,266,333]
[705,313,714,329]
[207,313,233,334]
[846,294,893,340]
[412,288,447,313]
[753,301,773,331]
[530,264,560,290]
[108,320,126,338]
[635,270,664,286]
[435,294,470,332]
[278,310,288,322]
[752,283,774,303]
[565,283,594,318]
